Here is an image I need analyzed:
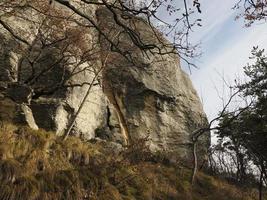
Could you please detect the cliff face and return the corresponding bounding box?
[0,2,209,160]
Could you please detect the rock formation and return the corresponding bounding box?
[0,1,209,160]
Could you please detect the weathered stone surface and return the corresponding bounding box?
[30,99,69,134]
[0,3,107,139]
[0,97,38,130]
[0,33,21,82]
[0,3,209,160]
[96,8,209,159]
[6,83,33,104]
[0,81,7,93]
[18,104,39,130]
[64,74,108,140]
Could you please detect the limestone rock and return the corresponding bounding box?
[18,104,39,130]
[30,99,70,134]
[6,83,33,104]
[0,3,107,139]
[96,8,210,159]
[0,97,38,130]
[0,3,210,161]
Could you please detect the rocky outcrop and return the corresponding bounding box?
[96,8,209,159]
[0,3,107,139]
[0,96,38,130]
[0,2,209,160]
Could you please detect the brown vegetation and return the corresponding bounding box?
[0,122,259,200]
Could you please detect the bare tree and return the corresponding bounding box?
[189,87,253,185]
[0,0,202,66]
[234,0,267,26]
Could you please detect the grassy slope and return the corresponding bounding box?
[0,123,258,200]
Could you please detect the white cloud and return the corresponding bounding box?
[191,21,267,120]
[190,0,236,43]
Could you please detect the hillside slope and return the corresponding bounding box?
[0,123,257,200]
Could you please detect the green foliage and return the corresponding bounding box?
[241,47,267,97]
[215,47,267,186]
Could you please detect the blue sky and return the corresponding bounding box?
[182,0,267,120]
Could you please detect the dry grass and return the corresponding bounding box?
[0,122,259,200]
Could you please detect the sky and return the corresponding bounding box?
[182,0,267,121]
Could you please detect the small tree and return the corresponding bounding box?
[214,47,267,200]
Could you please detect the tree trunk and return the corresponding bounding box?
[259,165,264,200]
[63,69,103,141]
[191,141,198,185]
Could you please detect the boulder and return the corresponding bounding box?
[18,104,39,130]
[0,97,38,130]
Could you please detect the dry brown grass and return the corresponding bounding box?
[0,123,259,200]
